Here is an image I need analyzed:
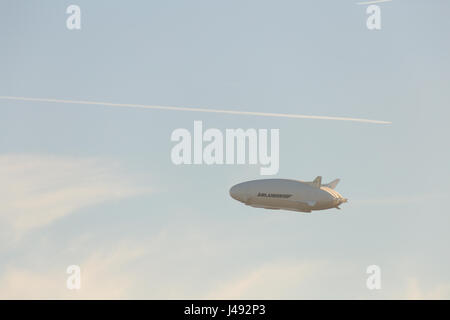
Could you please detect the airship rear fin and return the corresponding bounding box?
[324,179,340,189]
[312,176,322,188]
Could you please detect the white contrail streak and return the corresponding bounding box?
[356,0,392,5]
[0,96,391,124]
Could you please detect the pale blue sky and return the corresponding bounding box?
[0,0,449,298]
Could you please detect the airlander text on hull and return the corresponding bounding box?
[171,121,279,175]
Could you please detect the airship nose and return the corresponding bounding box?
[229,183,246,202]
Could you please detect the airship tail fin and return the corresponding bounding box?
[324,179,340,189]
[311,176,322,188]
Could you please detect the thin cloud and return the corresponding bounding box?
[404,277,450,300]
[0,242,146,299]
[207,259,326,299]
[0,154,152,241]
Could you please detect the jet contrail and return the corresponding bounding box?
[356,0,392,5]
[0,96,391,124]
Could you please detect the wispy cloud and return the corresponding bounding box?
[0,154,151,241]
[207,259,328,299]
[404,277,450,300]
[0,242,146,299]
[1,219,449,299]
[351,192,449,206]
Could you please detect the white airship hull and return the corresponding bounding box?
[229,178,347,213]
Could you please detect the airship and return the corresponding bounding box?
[229,176,347,213]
